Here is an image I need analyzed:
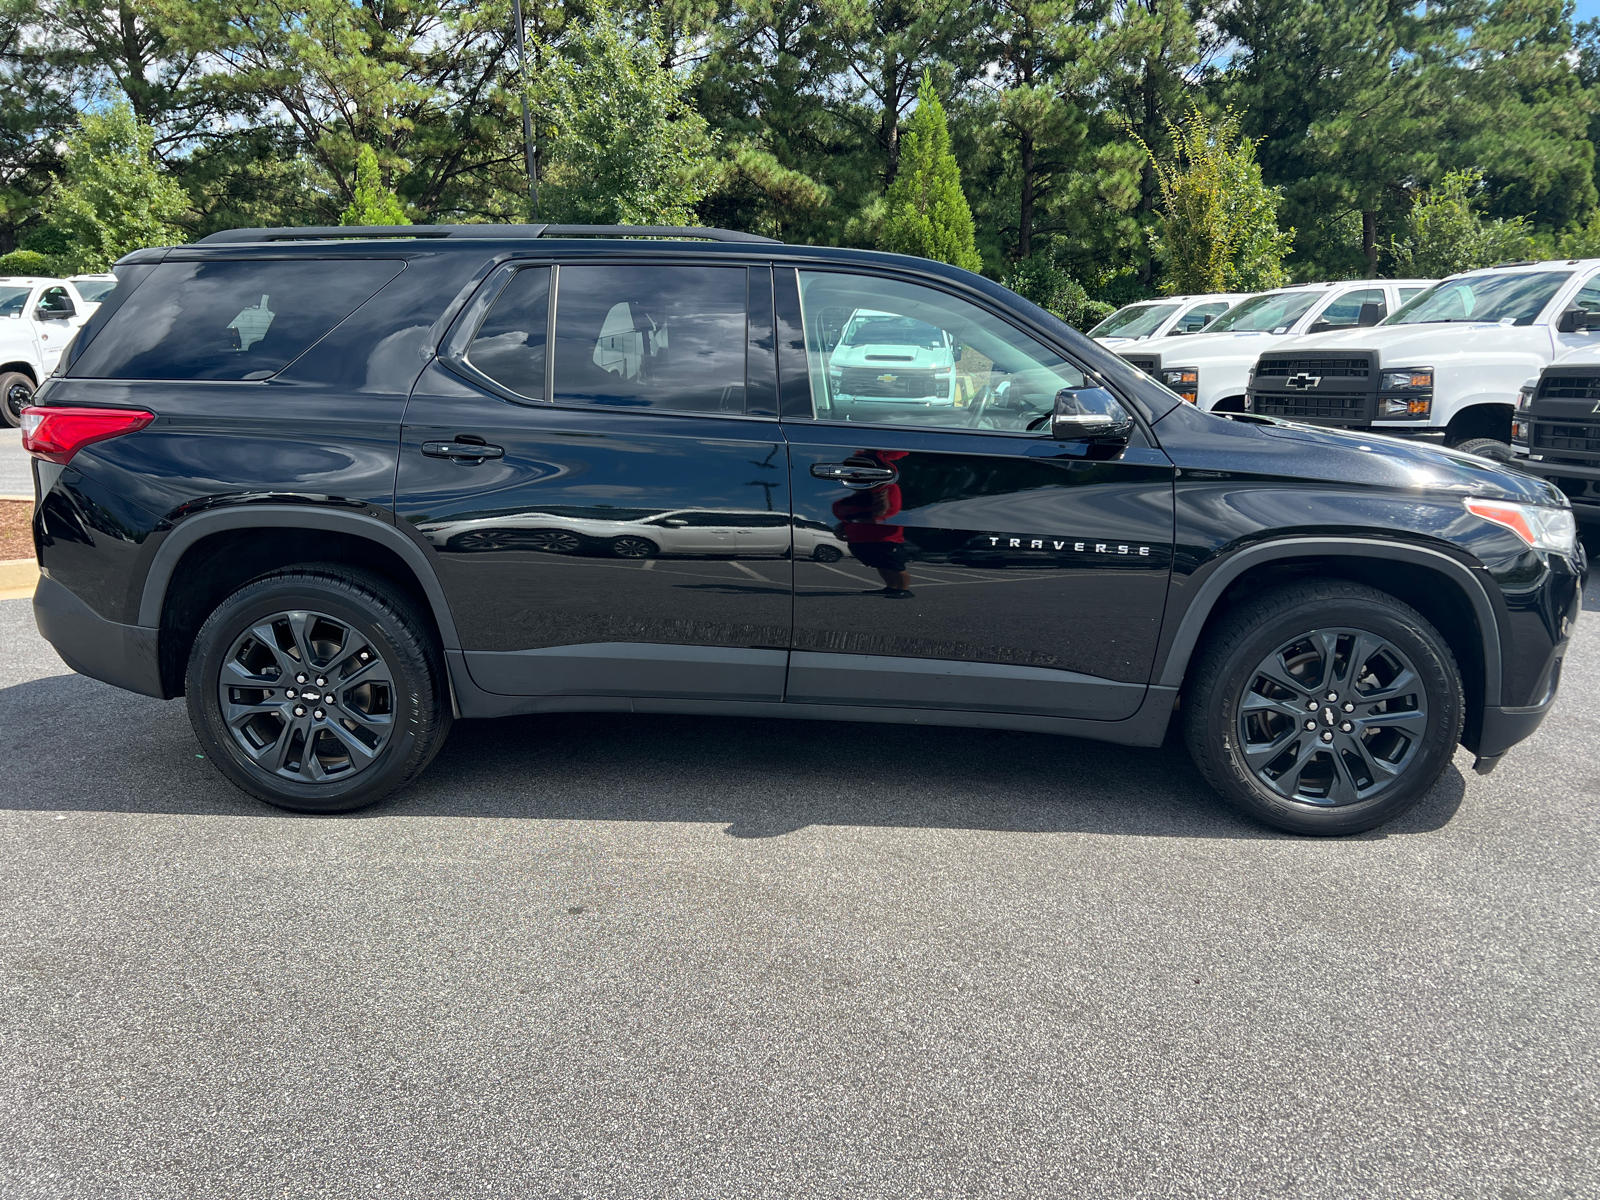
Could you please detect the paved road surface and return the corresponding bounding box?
[1,582,1597,1198]
[0,428,31,497]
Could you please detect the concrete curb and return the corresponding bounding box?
[0,557,38,601]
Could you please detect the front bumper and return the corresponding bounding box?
[33,573,165,698]
[1509,454,1600,518]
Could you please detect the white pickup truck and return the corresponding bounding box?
[1245,260,1600,447]
[1117,279,1432,410]
[0,276,96,426]
[1089,292,1250,348]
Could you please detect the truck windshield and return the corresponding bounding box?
[1205,291,1320,333]
[1088,302,1179,338]
[1386,271,1572,327]
[0,287,29,317]
[841,314,945,348]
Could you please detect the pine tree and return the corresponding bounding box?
[879,73,982,272]
[340,145,409,226]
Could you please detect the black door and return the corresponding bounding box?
[396,262,794,702]
[778,268,1175,719]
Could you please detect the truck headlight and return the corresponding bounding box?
[1162,368,1198,403]
[1464,498,1578,557]
[1381,369,1433,390]
[1382,397,1432,416]
[1516,384,1534,412]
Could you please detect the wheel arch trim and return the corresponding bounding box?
[1155,537,1503,704]
[137,506,462,649]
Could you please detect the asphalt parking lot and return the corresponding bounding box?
[0,428,31,497]
[2,560,1598,1198]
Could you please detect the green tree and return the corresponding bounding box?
[1139,104,1293,294]
[536,11,725,225]
[340,144,410,225]
[45,102,188,271]
[879,73,981,270]
[1387,168,1533,276]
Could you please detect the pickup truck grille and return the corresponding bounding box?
[1253,394,1370,421]
[1537,375,1600,402]
[1532,422,1600,456]
[1121,354,1160,374]
[1254,357,1372,378]
[836,367,942,398]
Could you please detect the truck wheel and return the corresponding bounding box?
[1184,580,1463,836]
[1453,437,1514,462]
[185,565,451,813]
[0,371,34,428]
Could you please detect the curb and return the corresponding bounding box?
[0,557,38,601]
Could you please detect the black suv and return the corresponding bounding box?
[21,225,1584,835]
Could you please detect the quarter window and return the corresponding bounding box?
[70,258,403,381]
[796,271,1086,432]
[468,267,550,399]
[553,265,748,413]
[1314,288,1385,330]
[1572,276,1600,314]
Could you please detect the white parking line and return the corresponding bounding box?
[728,561,770,582]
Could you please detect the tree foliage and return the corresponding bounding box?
[879,73,981,271]
[1139,105,1293,294]
[341,144,410,225]
[45,103,188,272]
[1387,168,1533,277]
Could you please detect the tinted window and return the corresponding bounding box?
[468,267,549,399]
[73,279,118,303]
[1387,270,1572,326]
[797,271,1086,432]
[36,286,75,317]
[1207,291,1320,333]
[1088,302,1179,338]
[553,265,747,413]
[1314,288,1385,329]
[71,258,403,380]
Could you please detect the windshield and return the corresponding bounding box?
[840,313,945,348]
[1386,271,1572,326]
[73,279,117,303]
[0,287,30,317]
[1088,302,1180,339]
[1206,291,1321,333]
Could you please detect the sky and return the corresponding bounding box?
[1578,0,1600,23]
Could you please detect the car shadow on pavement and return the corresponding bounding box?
[0,671,1465,841]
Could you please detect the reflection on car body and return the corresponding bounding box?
[417,505,848,561]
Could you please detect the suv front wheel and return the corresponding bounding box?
[185,566,452,813]
[1185,581,1464,835]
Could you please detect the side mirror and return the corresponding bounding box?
[37,303,75,321]
[952,344,963,362]
[1051,387,1134,444]
[1357,302,1385,327]
[1559,307,1600,333]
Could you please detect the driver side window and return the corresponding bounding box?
[796,271,1085,432]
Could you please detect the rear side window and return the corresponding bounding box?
[70,259,403,381]
[468,267,550,399]
[553,265,747,412]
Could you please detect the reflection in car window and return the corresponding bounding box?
[1206,291,1320,332]
[1386,271,1572,326]
[1088,302,1179,339]
[468,266,549,399]
[553,265,747,413]
[72,279,118,303]
[796,271,1085,432]
[69,259,404,381]
[1573,277,1600,314]
[0,287,29,317]
[1314,288,1385,329]
[1174,301,1229,333]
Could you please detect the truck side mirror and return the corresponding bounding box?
[1357,302,1385,327]
[1559,307,1600,333]
[1051,387,1134,444]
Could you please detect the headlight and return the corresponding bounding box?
[1381,369,1433,390]
[1464,498,1578,557]
[1516,385,1534,412]
[1162,368,1198,402]
[1382,397,1431,416]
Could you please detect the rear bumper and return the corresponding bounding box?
[33,574,165,698]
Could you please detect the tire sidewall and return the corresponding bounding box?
[1200,597,1462,834]
[186,574,433,812]
[0,372,32,428]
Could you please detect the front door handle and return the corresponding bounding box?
[811,461,896,484]
[422,440,505,461]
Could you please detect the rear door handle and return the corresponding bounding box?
[811,462,896,483]
[422,440,504,461]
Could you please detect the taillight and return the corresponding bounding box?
[20,406,155,465]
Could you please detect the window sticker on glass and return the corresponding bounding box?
[228,295,276,350]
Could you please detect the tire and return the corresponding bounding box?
[523,529,582,554]
[811,544,844,563]
[609,536,658,559]
[1184,580,1463,836]
[185,565,452,814]
[0,371,34,429]
[1453,437,1514,462]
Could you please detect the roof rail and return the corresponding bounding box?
[1488,260,1539,269]
[195,223,781,245]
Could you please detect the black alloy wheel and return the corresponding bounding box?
[524,529,583,554]
[609,536,658,559]
[1185,580,1463,835]
[186,566,451,813]
[0,371,34,429]
[812,544,844,562]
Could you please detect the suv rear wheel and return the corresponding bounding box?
[1185,581,1463,835]
[185,566,451,813]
